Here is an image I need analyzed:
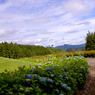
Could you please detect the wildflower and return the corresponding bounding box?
[60,75,63,78]
[67,72,70,74]
[50,74,55,78]
[27,74,32,79]
[64,66,68,69]
[39,77,46,83]
[66,86,72,90]
[46,67,51,71]
[87,70,90,73]
[48,79,53,83]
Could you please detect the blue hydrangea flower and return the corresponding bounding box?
[64,74,67,76]
[64,66,68,69]
[39,77,46,83]
[46,67,51,71]
[62,83,67,88]
[50,74,55,78]
[87,70,90,73]
[66,86,72,90]
[48,79,53,83]
[27,74,32,79]
[65,77,68,80]
[60,75,63,78]
[52,65,57,68]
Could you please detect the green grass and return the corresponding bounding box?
[0,57,45,73]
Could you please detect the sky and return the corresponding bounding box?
[0,0,95,47]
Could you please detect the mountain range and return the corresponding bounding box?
[54,44,85,51]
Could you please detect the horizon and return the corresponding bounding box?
[0,0,95,47]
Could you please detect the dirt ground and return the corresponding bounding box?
[75,58,95,95]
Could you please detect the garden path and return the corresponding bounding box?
[75,58,95,95]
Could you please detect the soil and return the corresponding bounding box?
[74,58,95,95]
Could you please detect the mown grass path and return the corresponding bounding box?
[75,58,95,95]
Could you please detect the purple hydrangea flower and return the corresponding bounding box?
[27,74,32,79]
[52,65,57,68]
[64,66,68,69]
[60,75,63,78]
[46,67,51,71]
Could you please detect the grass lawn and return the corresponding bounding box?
[0,57,44,73]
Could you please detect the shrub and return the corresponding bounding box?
[0,56,89,95]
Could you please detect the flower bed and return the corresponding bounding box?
[0,56,89,95]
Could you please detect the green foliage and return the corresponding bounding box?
[85,31,95,50]
[0,42,65,59]
[0,56,89,95]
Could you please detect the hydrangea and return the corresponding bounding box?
[62,83,67,88]
[46,67,51,71]
[27,74,32,79]
[87,70,90,73]
[48,79,53,83]
[50,74,55,78]
[65,77,68,80]
[64,74,67,76]
[60,75,63,78]
[39,77,46,83]
[64,66,68,69]
[45,61,51,64]
[52,65,57,68]
[39,63,42,66]
[66,86,72,90]
[55,89,59,93]
[60,59,64,61]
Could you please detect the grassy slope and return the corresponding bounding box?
[0,57,43,73]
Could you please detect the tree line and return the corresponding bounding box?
[0,42,65,59]
[85,31,95,50]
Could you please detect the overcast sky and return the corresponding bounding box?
[0,0,95,47]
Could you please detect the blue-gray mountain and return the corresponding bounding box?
[54,44,85,51]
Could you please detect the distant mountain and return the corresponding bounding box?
[54,44,85,51]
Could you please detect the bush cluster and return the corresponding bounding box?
[0,56,89,95]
